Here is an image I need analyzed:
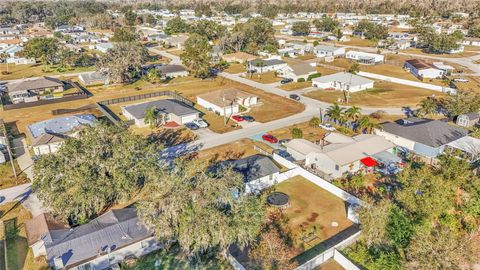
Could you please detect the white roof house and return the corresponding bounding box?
[312,72,374,92]
[278,63,317,81]
[313,45,346,57]
[197,88,258,116]
[284,139,323,161]
[346,51,384,64]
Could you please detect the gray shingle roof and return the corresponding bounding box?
[122,99,198,119]
[42,208,151,269]
[289,63,316,76]
[7,77,63,93]
[79,71,108,85]
[381,118,469,148]
[222,154,280,183]
[155,64,187,74]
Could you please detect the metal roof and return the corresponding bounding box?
[28,114,97,138]
[312,72,374,87]
[381,118,469,148]
[122,99,198,120]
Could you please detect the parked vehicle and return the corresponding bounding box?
[185,122,199,130]
[242,115,255,122]
[279,139,291,146]
[232,115,244,122]
[281,78,293,84]
[453,78,469,83]
[319,123,336,131]
[193,119,208,128]
[0,196,4,203]
[289,94,301,101]
[262,134,278,143]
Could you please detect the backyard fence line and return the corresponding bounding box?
[98,90,193,107]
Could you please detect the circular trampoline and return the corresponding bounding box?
[267,192,290,208]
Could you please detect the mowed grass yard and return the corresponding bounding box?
[401,47,480,58]
[0,63,95,80]
[0,162,29,190]
[0,203,48,270]
[305,81,445,107]
[279,81,312,91]
[196,138,271,162]
[0,76,304,137]
[273,176,353,254]
[270,121,327,142]
[224,63,246,74]
[339,38,376,47]
[246,71,282,84]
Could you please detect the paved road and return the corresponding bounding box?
[148,47,182,65]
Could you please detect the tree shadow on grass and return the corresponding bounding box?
[148,128,198,148]
[3,217,28,270]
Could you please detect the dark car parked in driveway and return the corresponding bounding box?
[281,78,293,84]
[289,94,301,101]
[242,115,255,122]
[185,122,199,130]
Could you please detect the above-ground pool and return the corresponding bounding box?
[267,192,290,207]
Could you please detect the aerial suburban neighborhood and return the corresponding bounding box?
[0,0,479,270]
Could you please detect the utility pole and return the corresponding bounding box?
[0,120,16,179]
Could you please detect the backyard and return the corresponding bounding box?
[0,203,48,270]
[0,63,95,80]
[304,81,444,107]
[272,176,353,257]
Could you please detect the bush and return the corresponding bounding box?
[291,127,303,138]
[309,117,320,127]
[297,78,306,82]
[307,73,321,81]
[1,71,11,75]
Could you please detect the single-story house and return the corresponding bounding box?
[222,52,257,63]
[7,77,65,104]
[78,71,109,86]
[461,37,480,47]
[285,41,313,54]
[28,114,97,155]
[346,51,384,64]
[311,72,374,92]
[278,63,317,81]
[284,139,324,161]
[432,62,455,73]
[404,59,445,79]
[375,118,470,163]
[147,33,168,42]
[247,59,288,73]
[313,45,346,57]
[219,154,281,194]
[456,113,480,128]
[164,35,188,49]
[92,42,113,53]
[155,64,189,78]
[305,134,396,178]
[26,208,160,270]
[196,88,258,116]
[121,99,199,127]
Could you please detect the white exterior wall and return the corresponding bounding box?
[346,51,384,63]
[418,68,444,79]
[72,237,161,270]
[165,71,189,78]
[33,142,63,155]
[31,241,47,258]
[245,172,280,194]
[237,96,258,107]
[197,97,239,116]
[375,129,416,151]
[250,63,288,73]
[312,80,373,92]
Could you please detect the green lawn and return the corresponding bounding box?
[0,162,29,190]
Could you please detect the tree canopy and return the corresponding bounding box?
[164,16,190,35]
[137,159,266,256]
[222,17,277,54]
[313,16,339,32]
[22,37,59,65]
[180,33,212,78]
[291,21,310,36]
[355,20,388,41]
[33,123,162,223]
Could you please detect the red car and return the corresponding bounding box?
[262,134,278,143]
[232,115,244,122]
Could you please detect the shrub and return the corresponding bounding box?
[291,127,303,138]
[297,78,306,82]
[309,117,320,127]
[307,73,321,81]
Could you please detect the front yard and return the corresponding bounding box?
[304,81,445,107]
[224,63,246,74]
[245,71,282,84]
[279,81,312,91]
[0,63,95,80]
[269,121,327,142]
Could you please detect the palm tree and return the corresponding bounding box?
[144,106,158,129]
[345,106,362,128]
[358,116,380,134]
[326,103,344,124]
[418,97,437,116]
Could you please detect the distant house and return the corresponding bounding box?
[26,208,160,270]
[247,59,288,73]
[222,52,257,63]
[92,42,114,53]
[7,77,65,104]
[311,72,374,92]
[28,114,97,155]
[164,35,188,49]
[404,59,445,79]
[210,45,223,62]
[78,71,109,86]
[197,88,258,116]
[313,45,345,57]
[456,113,480,128]
[461,37,480,47]
[147,33,168,42]
[154,64,189,78]
[285,41,313,54]
[279,63,317,81]
[376,118,473,163]
[217,154,281,194]
[121,99,199,127]
[346,51,384,64]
